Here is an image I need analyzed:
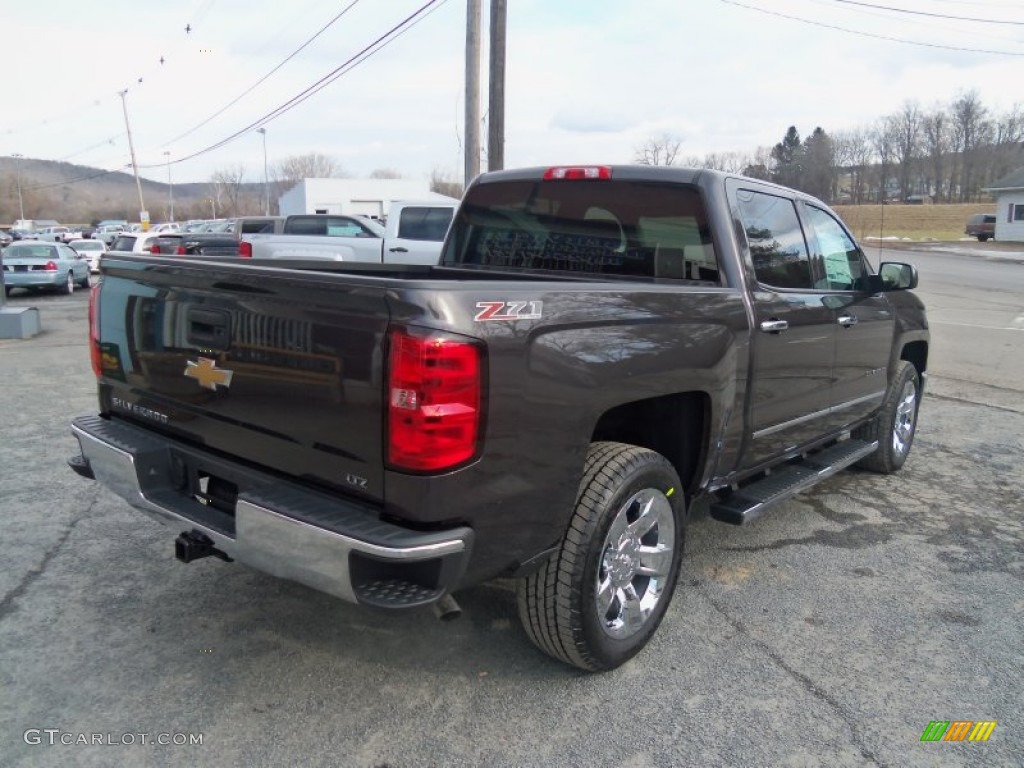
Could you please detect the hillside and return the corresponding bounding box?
[1,157,1012,242]
[0,156,263,225]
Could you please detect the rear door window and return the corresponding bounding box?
[735,190,812,289]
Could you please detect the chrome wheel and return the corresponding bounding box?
[892,378,917,457]
[66,272,75,294]
[596,487,676,640]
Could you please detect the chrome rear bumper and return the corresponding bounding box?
[70,415,471,608]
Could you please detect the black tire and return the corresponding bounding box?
[977,235,990,242]
[60,271,74,295]
[854,360,920,473]
[78,271,90,289]
[3,286,11,297]
[516,441,685,671]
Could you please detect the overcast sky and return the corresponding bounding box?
[2,0,1022,189]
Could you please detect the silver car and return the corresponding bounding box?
[68,238,108,273]
[2,241,91,296]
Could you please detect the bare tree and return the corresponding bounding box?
[950,90,990,201]
[275,152,346,185]
[870,117,899,202]
[369,168,402,179]
[989,103,1024,184]
[430,167,463,199]
[209,164,246,218]
[742,145,773,180]
[832,129,867,202]
[893,101,923,200]
[633,133,683,166]
[701,151,749,173]
[921,107,950,201]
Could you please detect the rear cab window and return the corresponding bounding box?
[442,179,719,282]
[397,207,455,241]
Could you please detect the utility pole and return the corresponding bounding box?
[163,151,174,221]
[465,0,481,187]
[119,89,148,229]
[256,128,269,215]
[487,0,506,172]
[12,153,25,221]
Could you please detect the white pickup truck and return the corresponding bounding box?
[239,201,457,264]
[36,226,82,244]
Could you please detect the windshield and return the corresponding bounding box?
[442,179,718,282]
[71,241,103,251]
[6,244,59,259]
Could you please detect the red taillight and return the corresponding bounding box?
[88,283,101,378]
[387,328,483,472]
[176,245,186,255]
[239,241,252,258]
[43,260,58,271]
[150,244,160,254]
[543,166,612,180]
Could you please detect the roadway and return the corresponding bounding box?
[0,246,1021,767]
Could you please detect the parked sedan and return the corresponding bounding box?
[68,238,107,273]
[2,241,90,296]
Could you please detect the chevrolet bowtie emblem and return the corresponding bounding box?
[184,357,234,391]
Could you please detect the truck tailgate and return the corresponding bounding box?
[95,258,389,502]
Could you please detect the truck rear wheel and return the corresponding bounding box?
[854,360,920,474]
[516,442,685,671]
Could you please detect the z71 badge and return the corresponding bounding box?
[474,300,543,322]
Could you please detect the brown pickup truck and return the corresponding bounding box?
[965,213,996,242]
[69,166,929,671]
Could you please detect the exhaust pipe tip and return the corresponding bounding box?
[432,593,462,622]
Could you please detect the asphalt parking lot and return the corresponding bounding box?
[1,259,1021,767]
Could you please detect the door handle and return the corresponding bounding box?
[838,314,858,327]
[759,319,789,333]
[389,247,409,253]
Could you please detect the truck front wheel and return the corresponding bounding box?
[854,360,920,473]
[516,442,685,671]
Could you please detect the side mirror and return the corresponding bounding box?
[878,262,918,291]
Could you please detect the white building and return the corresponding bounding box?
[983,167,1024,243]
[278,179,458,219]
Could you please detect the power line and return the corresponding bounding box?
[57,136,122,163]
[826,0,1024,25]
[163,0,363,146]
[3,0,218,140]
[23,165,132,193]
[147,0,450,169]
[719,0,1024,56]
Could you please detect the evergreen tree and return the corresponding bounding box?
[770,126,803,189]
